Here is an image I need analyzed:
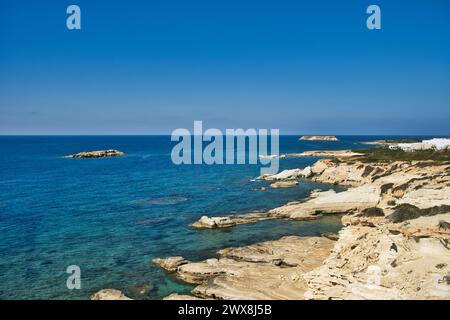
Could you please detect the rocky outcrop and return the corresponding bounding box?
[269,181,298,188]
[259,154,286,159]
[191,216,236,228]
[191,212,274,229]
[90,289,131,300]
[284,156,449,300]
[267,168,302,180]
[198,157,450,228]
[268,185,380,220]
[162,213,450,300]
[256,167,312,181]
[65,149,124,158]
[310,159,450,209]
[299,136,338,141]
[303,213,450,300]
[152,256,190,272]
[175,152,450,300]
[157,236,334,300]
[266,158,449,222]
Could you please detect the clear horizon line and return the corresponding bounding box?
[1,134,449,137]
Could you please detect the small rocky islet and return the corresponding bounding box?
[64,149,124,158]
[299,135,338,141]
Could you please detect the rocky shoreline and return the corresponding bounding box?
[93,149,450,300]
[155,236,336,300]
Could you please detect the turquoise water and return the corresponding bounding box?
[0,135,432,299]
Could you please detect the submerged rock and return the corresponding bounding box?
[135,196,188,206]
[128,283,153,297]
[65,149,124,158]
[90,289,131,300]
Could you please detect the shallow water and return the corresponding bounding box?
[0,135,434,299]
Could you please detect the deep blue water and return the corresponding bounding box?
[0,135,434,299]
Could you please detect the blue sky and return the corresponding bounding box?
[1,0,449,135]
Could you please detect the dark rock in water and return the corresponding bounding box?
[65,149,124,158]
[128,283,153,297]
[133,196,188,206]
[388,204,450,223]
[357,207,385,217]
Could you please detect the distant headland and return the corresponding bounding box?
[299,135,338,141]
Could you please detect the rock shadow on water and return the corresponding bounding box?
[133,216,172,226]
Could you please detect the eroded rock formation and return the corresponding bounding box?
[156,236,335,300]
[175,154,450,299]
[304,213,450,300]
[96,150,450,300]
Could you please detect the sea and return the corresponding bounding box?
[0,135,434,299]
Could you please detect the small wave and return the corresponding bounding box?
[132,196,188,206]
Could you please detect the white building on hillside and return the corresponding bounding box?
[389,138,450,151]
[422,138,450,150]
